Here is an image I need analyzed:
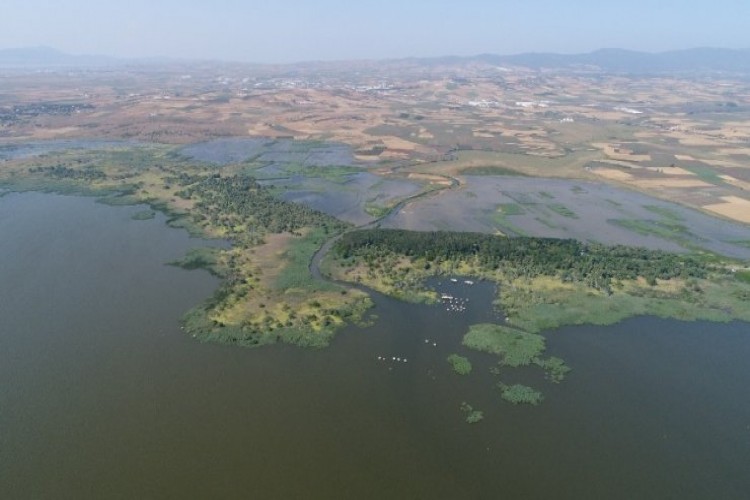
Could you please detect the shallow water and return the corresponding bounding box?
[0,139,132,160]
[179,137,357,167]
[383,176,750,259]
[2,192,750,499]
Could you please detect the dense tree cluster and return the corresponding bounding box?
[30,165,107,181]
[335,229,712,290]
[181,174,349,235]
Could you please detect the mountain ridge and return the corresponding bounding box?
[1,46,749,74]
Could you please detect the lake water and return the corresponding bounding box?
[2,192,749,499]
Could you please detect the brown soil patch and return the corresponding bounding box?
[593,143,651,162]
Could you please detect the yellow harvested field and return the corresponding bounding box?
[381,136,421,151]
[719,175,750,191]
[702,159,745,168]
[662,166,700,177]
[597,161,696,178]
[718,148,750,156]
[671,134,722,147]
[593,143,651,162]
[592,168,634,181]
[633,178,714,189]
[407,173,452,185]
[597,160,645,169]
[36,126,81,137]
[703,196,750,224]
[353,155,381,163]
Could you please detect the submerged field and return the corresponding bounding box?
[382,176,750,260]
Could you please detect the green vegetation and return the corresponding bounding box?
[460,402,484,423]
[180,175,349,242]
[547,203,578,218]
[286,164,362,179]
[459,165,529,176]
[644,205,683,222]
[1,146,373,349]
[329,228,750,340]
[131,210,156,220]
[334,229,712,292]
[682,164,726,185]
[736,270,750,284]
[498,383,543,405]
[460,324,568,405]
[463,324,544,367]
[496,203,524,216]
[275,228,338,292]
[535,357,571,383]
[609,218,699,248]
[364,202,390,218]
[169,247,222,275]
[491,203,528,234]
[447,354,473,375]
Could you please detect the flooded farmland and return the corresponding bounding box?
[179,137,358,167]
[383,176,750,259]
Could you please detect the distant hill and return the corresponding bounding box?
[0,46,118,67]
[421,48,750,75]
[1,46,749,74]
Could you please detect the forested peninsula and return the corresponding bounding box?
[328,229,750,333]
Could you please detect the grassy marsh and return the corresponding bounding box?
[459,402,484,423]
[498,383,544,405]
[463,324,545,367]
[447,354,473,375]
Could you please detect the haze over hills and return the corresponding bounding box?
[2,46,750,75]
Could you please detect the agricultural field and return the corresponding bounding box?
[2,56,750,347]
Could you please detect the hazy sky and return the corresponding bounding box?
[2,0,748,63]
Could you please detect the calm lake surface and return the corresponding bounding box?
[2,192,749,499]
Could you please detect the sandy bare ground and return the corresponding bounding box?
[632,178,714,189]
[592,168,634,181]
[719,175,750,191]
[407,173,453,185]
[703,196,750,224]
